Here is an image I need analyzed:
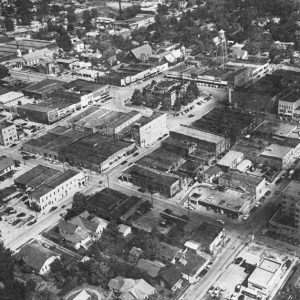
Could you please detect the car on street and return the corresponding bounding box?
[49,206,57,212]
[138,188,146,193]
[27,220,37,226]
[243,214,250,221]
[188,114,195,118]
[10,143,17,148]
[265,190,271,196]
[216,219,225,225]
[12,219,21,226]
[275,178,281,185]
[198,268,208,278]
[121,160,127,165]
[133,152,139,157]
[255,202,261,208]
[17,213,26,218]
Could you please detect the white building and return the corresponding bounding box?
[278,90,300,119]
[247,258,282,296]
[29,169,86,213]
[132,112,169,148]
[217,150,244,169]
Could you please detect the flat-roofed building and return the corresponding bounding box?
[0,156,15,176]
[247,258,282,296]
[188,186,254,218]
[219,170,266,200]
[121,164,181,198]
[170,126,229,157]
[0,91,24,106]
[0,120,18,146]
[29,169,86,213]
[132,112,169,148]
[269,181,300,237]
[22,78,65,99]
[278,89,300,119]
[217,150,244,169]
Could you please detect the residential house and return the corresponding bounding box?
[159,265,183,292]
[108,276,156,300]
[58,211,108,250]
[137,259,166,278]
[202,166,223,183]
[118,224,132,237]
[157,242,184,264]
[131,44,153,62]
[186,222,225,255]
[15,243,60,275]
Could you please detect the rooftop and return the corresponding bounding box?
[190,222,223,248]
[171,126,224,144]
[177,250,207,277]
[14,165,61,189]
[0,120,15,130]
[220,170,263,187]
[217,150,243,167]
[260,143,293,159]
[124,164,180,187]
[189,186,253,213]
[279,89,300,103]
[0,91,24,104]
[134,111,165,127]
[254,121,297,138]
[283,180,300,198]
[0,156,14,172]
[22,79,65,94]
[63,79,107,93]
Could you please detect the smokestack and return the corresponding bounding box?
[228,88,232,103]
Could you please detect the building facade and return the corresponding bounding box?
[0,121,18,146]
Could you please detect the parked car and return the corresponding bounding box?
[12,219,21,226]
[121,160,127,165]
[265,190,271,196]
[216,219,225,225]
[27,220,37,226]
[17,213,26,218]
[49,206,57,212]
[138,188,146,193]
[133,152,139,157]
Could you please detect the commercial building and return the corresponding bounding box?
[192,107,258,143]
[188,186,254,218]
[22,78,65,99]
[14,164,61,190]
[63,79,110,103]
[121,164,181,198]
[17,103,60,124]
[132,112,169,148]
[247,259,282,296]
[170,126,229,157]
[217,150,244,170]
[67,107,141,136]
[269,181,300,237]
[59,135,135,173]
[0,156,15,177]
[131,44,153,61]
[29,169,86,213]
[0,91,24,106]
[0,120,18,146]
[278,89,300,119]
[123,14,155,29]
[219,170,266,200]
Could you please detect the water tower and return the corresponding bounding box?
[215,29,228,67]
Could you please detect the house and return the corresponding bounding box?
[157,242,184,264]
[73,290,91,300]
[137,259,165,278]
[15,243,60,275]
[131,44,153,62]
[159,265,183,292]
[202,165,223,183]
[217,150,244,170]
[118,224,132,237]
[108,276,156,300]
[187,222,225,255]
[0,156,15,177]
[58,211,108,250]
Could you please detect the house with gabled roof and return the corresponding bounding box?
[15,243,60,275]
[131,44,153,62]
[58,211,108,250]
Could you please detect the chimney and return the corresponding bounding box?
[228,88,232,103]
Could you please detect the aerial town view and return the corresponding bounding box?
[2,0,300,299]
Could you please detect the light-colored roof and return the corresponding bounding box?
[217,150,243,167]
[172,126,224,144]
[259,258,281,273]
[260,143,293,159]
[236,159,252,172]
[0,91,24,104]
[73,290,91,300]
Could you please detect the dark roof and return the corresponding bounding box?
[177,250,207,277]
[22,79,65,94]
[160,265,182,287]
[190,222,223,248]
[158,242,182,263]
[124,165,179,187]
[137,259,165,278]
[14,165,61,188]
[63,79,107,92]
[15,243,58,272]
[0,156,14,172]
[220,170,263,187]
[131,44,153,60]
[0,120,15,130]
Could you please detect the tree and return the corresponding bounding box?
[37,0,50,16]
[0,64,9,80]
[4,17,14,32]
[187,81,200,97]
[15,0,32,25]
[67,23,74,32]
[157,4,169,15]
[56,31,73,52]
[131,89,144,105]
[82,10,93,31]
[91,8,99,19]
[50,259,63,273]
[67,12,77,24]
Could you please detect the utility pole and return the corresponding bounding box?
[106,173,110,188]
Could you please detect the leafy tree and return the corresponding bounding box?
[131,89,144,105]
[15,0,32,25]
[67,12,77,24]
[50,259,63,273]
[56,31,73,52]
[187,81,200,98]
[4,17,14,32]
[37,0,50,16]
[0,64,9,80]
[82,10,93,31]
[67,23,74,32]
[91,8,99,19]
[51,5,63,16]
[157,4,169,15]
